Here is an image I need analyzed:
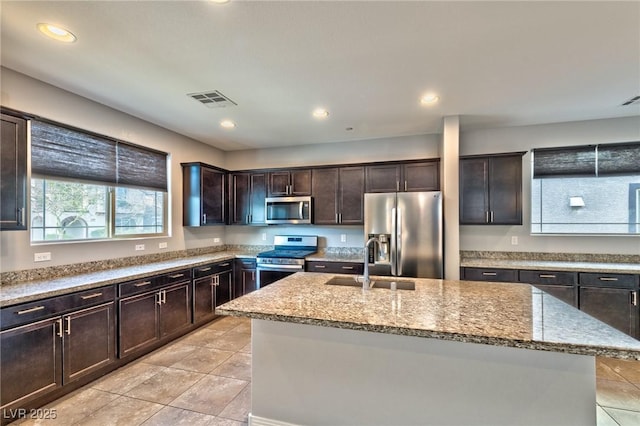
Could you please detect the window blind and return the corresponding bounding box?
[597,142,640,175]
[31,120,167,191]
[532,146,596,178]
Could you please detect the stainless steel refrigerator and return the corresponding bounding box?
[364,191,443,279]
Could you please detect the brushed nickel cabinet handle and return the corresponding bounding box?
[80,292,103,300]
[135,281,152,287]
[65,317,71,335]
[632,291,637,306]
[404,181,408,192]
[314,265,326,269]
[17,306,45,315]
[198,267,212,272]
[220,263,230,267]
[482,272,497,276]
[156,292,162,305]
[341,266,354,270]
[56,318,63,337]
[538,274,556,279]
[599,277,619,282]
[485,211,490,223]
[162,290,166,304]
[169,273,184,279]
[490,211,494,223]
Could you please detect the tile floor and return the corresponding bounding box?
[12,315,640,426]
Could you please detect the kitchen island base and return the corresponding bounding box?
[249,319,595,426]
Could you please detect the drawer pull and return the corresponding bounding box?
[341,266,354,270]
[632,291,637,307]
[314,265,327,269]
[482,272,497,276]
[56,318,63,337]
[538,274,556,279]
[65,316,71,335]
[80,292,103,300]
[198,267,212,272]
[169,273,184,279]
[599,277,618,282]
[134,281,152,287]
[220,263,230,267]
[17,306,45,315]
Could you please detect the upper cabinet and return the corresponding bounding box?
[365,160,439,193]
[268,169,311,196]
[182,162,226,226]
[0,113,28,231]
[312,166,365,225]
[229,172,267,225]
[459,152,525,225]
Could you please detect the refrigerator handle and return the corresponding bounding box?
[391,207,397,276]
[396,208,402,276]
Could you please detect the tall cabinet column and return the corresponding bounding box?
[440,116,460,280]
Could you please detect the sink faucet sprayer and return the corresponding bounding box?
[361,237,379,290]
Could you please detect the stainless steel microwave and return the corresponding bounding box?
[265,196,312,224]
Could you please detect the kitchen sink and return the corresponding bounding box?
[325,276,415,290]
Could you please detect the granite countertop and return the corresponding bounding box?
[460,258,640,274]
[0,251,257,307]
[218,272,640,360]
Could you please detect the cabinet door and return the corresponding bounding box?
[579,287,638,338]
[242,268,257,295]
[339,167,365,224]
[63,302,116,383]
[160,283,191,338]
[403,162,439,192]
[215,271,234,307]
[290,170,312,195]
[533,284,577,307]
[193,276,216,324]
[1,318,61,409]
[459,158,489,224]
[488,155,522,225]
[269,171,291,196]
[312,168,339,224]
[0,113,27,231]
[249,173,267,224]
[230,173,250,225]
[202,167,225,224]
[119,291,159,357]
[365,164,401,193]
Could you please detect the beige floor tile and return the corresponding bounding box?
[209,417,247,426]
[178,328,227,347]
[238,342,251,354]
[228,322,251,335]
[124,367,206,404]
[81,395,163,426]
[211,353,252,381]
[597,379,640,411]
[599,358,640,385]
[169,375,248,416]
[207,316,246,332]
[597,358,628,382]
[603,407,640,426]
[91,362,165,394]
[597,406,619,426]
[218,383,251,423]
[141,406,218,426]
[142,343,199,367]
[170,347,235,373]
[206,332,251,352]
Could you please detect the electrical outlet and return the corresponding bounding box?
[213,237,221,243]
[34,252,51,262]
[135,244,145,251]
[511,236,518,245]
[340,234,347,243]
[262,233,267,241]
[158,242,168,249]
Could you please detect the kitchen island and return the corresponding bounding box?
[218,272,640,426]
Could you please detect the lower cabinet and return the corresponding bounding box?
[1,289,116,418]
[192,261,233,325]
[119,281,191,357]
[234,259,257,298]
[518,269,577,307]
[461,267,518,283]
[306,261,364,275]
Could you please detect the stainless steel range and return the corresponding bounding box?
[256,235,318,288]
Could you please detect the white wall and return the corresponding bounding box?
[1,68,227,272]
[459,116,640,255]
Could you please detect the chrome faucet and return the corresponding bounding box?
[361,237,379,290]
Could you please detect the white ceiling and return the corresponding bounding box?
[1,1,639,151]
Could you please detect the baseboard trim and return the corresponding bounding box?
[248,413,300,426]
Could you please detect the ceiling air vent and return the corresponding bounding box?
[187,90,237,108]
[621,95,640,106]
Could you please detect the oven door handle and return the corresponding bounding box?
[257,264,304,271]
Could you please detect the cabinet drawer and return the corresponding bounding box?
[193,261,233,278]
[306,261,364,275]
[519,270,577,285]
[237,259,257,269]
[119,276,161,297]
[1,285,115,331]
[462,267,518,283]
[579,272,638,288]
[158,269,192,285]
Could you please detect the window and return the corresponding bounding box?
[531,142,640,235]
[30,120,168,242]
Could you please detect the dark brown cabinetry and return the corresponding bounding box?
[306,261,364,275]
[192,261,233,324]
[1,287,116,416]
[234,259,257,298]
[182,162,226,226]
[268,169,311,196]
[365,161,439,193]
[459,153,524,225]
[312,167,365,225]
[0,113,28,231]
[229,172,267,225]
[118,271,192,357]
[461,267,518,283]
[519,270,577,307]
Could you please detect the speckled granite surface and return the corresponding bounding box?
[218,272,640,360]
[460,251,640,274]
[307,248,364,263]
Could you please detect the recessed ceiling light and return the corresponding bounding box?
[220,120,236,129]
[312,108,329,119]
[37,23,77,43]
[420,93,440,105]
